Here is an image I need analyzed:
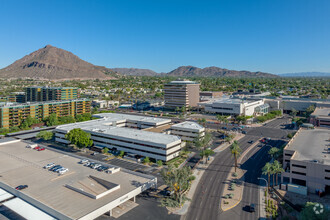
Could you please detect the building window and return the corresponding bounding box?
[291,178,306,186]
[292,171,306,176]
[325,177,330,180]
[292,164,306,169]
[285,153,292,157]
[325,169,330,173]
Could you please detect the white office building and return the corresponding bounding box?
[55,114,181,161]
[202,98,267,116]
[171,121,205,142]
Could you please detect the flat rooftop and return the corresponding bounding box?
[286,128,330,165]
[0,99,90,108]
[166,80,199,84]
[0,141,155,219]
[93,113,171,125]
[171,121,205,132]
[56,119,181,146]
[311,108,330,117]
[209,98,257,105]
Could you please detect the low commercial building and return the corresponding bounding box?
[0,99,91,129]
[164,80,200,108]
[202,98,267,116]
[309,107,330,127]
[282,128,330,194]
[170,121,205,142]
[200,91,222,100]
[55,113,181,161]
[0,139,156,219]
[280,98,330,114]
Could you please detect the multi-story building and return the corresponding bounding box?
[55,114,181,161]
[170,121,205,142]
[282,128,330,194]
[164,80,200,109]
[309,107,330,128]
[25,86,79,102]
[202,98,267,116]
[0,99,91,129]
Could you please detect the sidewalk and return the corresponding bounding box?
[259,185,267,219]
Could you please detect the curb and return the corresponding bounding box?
[221,186,243,212]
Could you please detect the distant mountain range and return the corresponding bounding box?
[0,45,278,80]
[278,72,330,77]
[165,66,276,77]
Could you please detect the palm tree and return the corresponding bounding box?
[230,140,241,172]
[273,160,284,186]
[262,162,272,188]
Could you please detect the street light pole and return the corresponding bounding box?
[258,177,268,202]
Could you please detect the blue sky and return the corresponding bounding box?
[0,0,329,74]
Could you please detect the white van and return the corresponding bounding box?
[26,144,38,149]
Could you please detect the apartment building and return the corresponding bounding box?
[282,128,330,194]
[170,121,205,142]
[25,86,79,102]
[164,80,200,109]
[0,99,91,129]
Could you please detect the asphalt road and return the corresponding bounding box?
[183,117,293,220]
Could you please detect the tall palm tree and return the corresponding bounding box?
[262,162,272,188]
[273,160,284,186]
[230,140,241,172]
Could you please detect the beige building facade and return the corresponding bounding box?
[164,81,200,108]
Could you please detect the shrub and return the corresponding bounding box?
[119,150,125,157]
[156,160,163,167]
[143,156,150,164]
[232,172,238,177]
[225,194,229,199]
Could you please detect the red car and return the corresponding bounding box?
[34,146,41,150]
[38,147,45,151]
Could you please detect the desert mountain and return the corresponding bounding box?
[166,66,277,77]
[0,45,116,80]
[112,68,158,76]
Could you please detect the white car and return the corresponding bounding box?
[43,163,55,169]
[79,159,89,164]
[58,168,69,174]
[92,164,101,169]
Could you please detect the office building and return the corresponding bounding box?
[0,99,91,129]
[55,113,181,161]
[309,107,330,127]
[170,121,205,142]
[25,86,79,102]
[282,128,330,194]
[202,98,267,116]
[0,139,156,219]
[164,80,200,109]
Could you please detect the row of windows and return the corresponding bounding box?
[292,164,306,169]
[210,107,234,111]
[292,171,306,176]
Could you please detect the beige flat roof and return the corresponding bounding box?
[0,141,154,219]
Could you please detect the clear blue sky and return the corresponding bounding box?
[0,0,330,74]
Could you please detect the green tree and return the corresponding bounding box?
[59,115,76,124]
[102,147,109,154]
[65,128,93,149]
[299,202,330,220]
[262,162,272,188]
[272,160,284,186]
[230,140,241,172]
[45,113,59,126]
[143,156,150,164]
[200,149,215,164]
[161,165,193,207]
[268,147,280,159]
[119,150,125,157]
[156,160,163,167]
[36,131,54,141]
[305,105,315,117]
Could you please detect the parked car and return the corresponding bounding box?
[222,127,227,130]
[15,185,28,190]
[50,165,61,171]
[26,144,38,148]
[84,162,91,167]
[58,168,69,174]
[34,146,41,150]
[249,203,255,212]
[43,163,55,169]
[92,164,101,169]
[91,152,99,156]
[53,166,64,172]
[38,147,45,151]
[248,140,254,144]
[242,131,247,134]
[79,159,89,164]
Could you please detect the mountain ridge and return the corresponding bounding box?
[0,45,116,80]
